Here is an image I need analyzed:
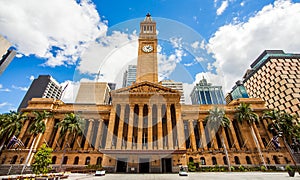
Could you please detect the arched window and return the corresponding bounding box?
[234,156,240,165]
[223,156,227,165]
[212,157,217,165]
[85,157,91,165]
[246,156,252,164]
[273,155,280,164]
[10,155,18,164]
[284,157,289,164]
[96,157,102,165]
[200,157,206,165]
[63,156,68,165]
[74,156,79,165]
[189,157,194,163]
[266,158,270,164]
[52,156,57,164]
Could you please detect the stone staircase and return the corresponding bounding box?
[292,152,300,163]
[0,165,32,175]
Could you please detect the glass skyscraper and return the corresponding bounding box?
[122,65,137,87]
[190,77,225,105]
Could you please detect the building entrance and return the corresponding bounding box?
[139,158,150,173]
[116,158,127,173]
[161,158,172,173]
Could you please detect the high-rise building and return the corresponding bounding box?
[190,77,225,105]
[161,80,185,104]
[122,65,137,87]
[0,35,16,75]
[225,80,249,104]
[75,82,111,105]
[18,75,62,111]
[243,50,300,118]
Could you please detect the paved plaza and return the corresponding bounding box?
[66,172,299,180]
[1,172,299,180]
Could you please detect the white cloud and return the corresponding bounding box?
[217,1,229,16]
[77,31,138,87]
[60,80,80,103]
[208,0,300,92]
[12,85,28,91]
[0,102,9,108]
[29,75,35,81]
[0,0,107,67]
[0,84,10,92]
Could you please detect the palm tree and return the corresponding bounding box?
[0,111,27,151]
[205,107,231,170]
[263,110,299,171]
[235,102,267,169]
[57,113,84,169]
[21,110,52,174]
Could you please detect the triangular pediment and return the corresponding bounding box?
[112,81,179,94]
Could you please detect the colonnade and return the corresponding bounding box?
[184,119,270,151]
[105,103,185,150]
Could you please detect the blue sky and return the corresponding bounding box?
[1,0,300,113]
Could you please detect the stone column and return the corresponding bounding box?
[262,119,272,140]
[41,117,55,146]
[167,104,173,149]
[18,119,30,140]
[51,128,61,149]
[84,119,94,150]
[176,103,185,150]
[127,105,135,150]
[73,135,82,149]
[94,119,104,149]
[157,104,163,150]
[189,120,197,151]
[221,129,229,149]
[229,123,240,150]
[137,104,143,150]
[105,107,116,149]
[252,122,265,149]
[199,121,207,150]
[148,105,153,150]
[117,105,125,149]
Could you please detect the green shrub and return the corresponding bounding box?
[230,166,235,171]
[260,165,267,172]
[238,165,245,172]
[31,144,53,175]
[188,162,196,172]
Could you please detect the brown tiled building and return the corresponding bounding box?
[243,50,300,119]
[0,15,293,173]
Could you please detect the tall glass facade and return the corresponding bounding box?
[190,77,225,105]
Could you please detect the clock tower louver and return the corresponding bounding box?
[136,13,158,83]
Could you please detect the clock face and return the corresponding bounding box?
[142,45,153,53]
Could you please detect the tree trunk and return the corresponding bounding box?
[220,129,231,171]
[250,125,267,169]
[22,136,36,174]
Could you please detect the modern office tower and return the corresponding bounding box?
[243,50,300,118]
[122,65,137,87]
[0,35,16,75]
[190,77,225,105]
[75,82,111,104]
[18,75,62,111]
[225,80,249,104]
[161,80,185,104]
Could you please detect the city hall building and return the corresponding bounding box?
[0,14,293,173]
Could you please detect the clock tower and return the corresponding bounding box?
[136,13,158,83]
